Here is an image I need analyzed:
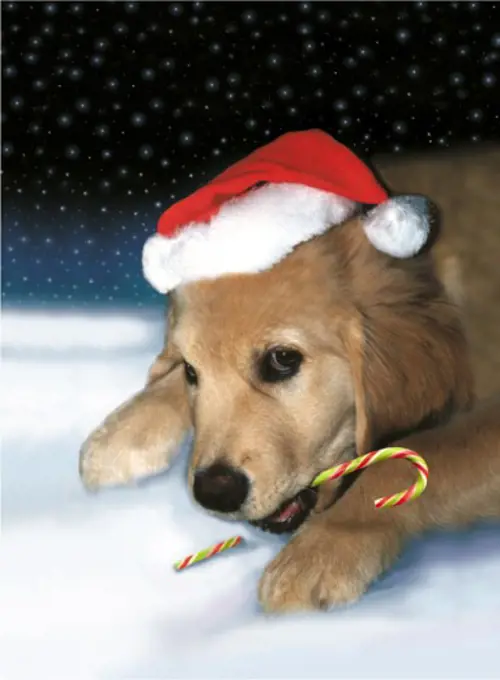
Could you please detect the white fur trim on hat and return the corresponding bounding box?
[142,183,356,294]
[362,195,431,259]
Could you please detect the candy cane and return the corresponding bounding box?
[311,446,429,508]
[174,447,428,571]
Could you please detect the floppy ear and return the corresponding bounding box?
[79,314,192,490]
[339,219,474,454]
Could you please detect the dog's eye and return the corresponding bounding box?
[260,347,303,383]
[183,361,198,386]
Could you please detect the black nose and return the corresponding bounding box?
[193,463,250,513]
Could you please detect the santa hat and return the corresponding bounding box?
[143,129,431,294]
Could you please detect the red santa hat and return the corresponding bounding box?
[143,129,431,294]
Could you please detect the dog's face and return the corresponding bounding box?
[169,242,357,532]
[79,215,472,533]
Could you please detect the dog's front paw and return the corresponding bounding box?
[78,421,172,490]
[258,518,401,613]
[78,376,191,490]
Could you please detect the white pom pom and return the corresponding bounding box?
[362,195,431,258]
[142,234,181,294]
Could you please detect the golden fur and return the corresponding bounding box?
[375,142,500,399]
[79,144,500,612]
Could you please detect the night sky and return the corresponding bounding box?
[2,1,499,308]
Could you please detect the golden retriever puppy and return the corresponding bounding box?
[79,144,500,612]
[79,215,500,612]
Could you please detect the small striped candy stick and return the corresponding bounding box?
[311,446,429,509]
[173,535,243,571]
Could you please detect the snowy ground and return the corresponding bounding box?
[2,308,500,679]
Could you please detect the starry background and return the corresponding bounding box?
[2,1,499,309]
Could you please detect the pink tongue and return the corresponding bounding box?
[277,500,301,522]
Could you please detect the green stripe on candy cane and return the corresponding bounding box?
[311,446,429,508]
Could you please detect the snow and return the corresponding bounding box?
[1,307,499,679]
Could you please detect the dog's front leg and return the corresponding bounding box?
[79,362,191,490]
[259,397,500,613]
[258,498,404,613]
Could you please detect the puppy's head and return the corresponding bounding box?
[79,211,473,533]
[170,236,356,532]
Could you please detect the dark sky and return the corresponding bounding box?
[2,1,499,307]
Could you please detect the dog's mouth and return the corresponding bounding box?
[249,487,318,534]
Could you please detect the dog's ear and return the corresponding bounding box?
[79,308,192,490]
[339,222,474,454]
